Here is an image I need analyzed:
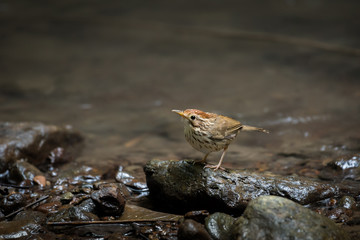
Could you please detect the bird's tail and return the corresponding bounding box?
[242,125,269,134]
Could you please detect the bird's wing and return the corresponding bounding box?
[209,115,242,140]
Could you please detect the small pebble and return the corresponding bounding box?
[33,175,46,187]
[178,219,212,240]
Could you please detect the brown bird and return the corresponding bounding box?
[172,109,269,170]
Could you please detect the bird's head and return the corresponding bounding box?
[172,109,211,128]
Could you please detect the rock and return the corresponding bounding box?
[115,167,135,184]
[13,210,46,223]
[144,159,360,212]
[61,165,102,185]
[60,192,74,204]
[0,210,50,239]
[47,206,99,222]
[35,201,62,214]
[9,159,43,183]
[33,175,46,187]
[319,153,360,181]
[91,183,126,216]
[329,153,360,170]
[0,122,83,175]
[327,207,353,223]
[178,219,212,240]
[205,212,235,240]
[0,192,28,215]
[339,196,357,210]
[231,196,350,240]
[114,167,147,196]
[47,147,67,166]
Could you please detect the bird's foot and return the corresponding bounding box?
[204,164,225,171]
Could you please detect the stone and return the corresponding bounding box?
[60,192,74,204]
[0,210,50,239]
[33,175,46,187]
[35,201,62,214]
[47,206,100,222]
[339,196,357,210]
[9,159,43,183]
[0,122,83,175]
[13,210,46,223]
[231,196,350,240]
[178,219,212,240]
[329,153,360,170]
[77,198,97,213]
[144,159,360,213]
[319,153,360,181]
[91,183,126,216]
[0,192,28,215]
[205,212,235,240]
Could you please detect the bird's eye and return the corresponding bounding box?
[190,115,196,120]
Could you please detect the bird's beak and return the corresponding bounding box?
[172,109,188,119]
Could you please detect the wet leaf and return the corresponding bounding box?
[118,204,182,222]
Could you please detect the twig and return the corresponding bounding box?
[47,219,177,226]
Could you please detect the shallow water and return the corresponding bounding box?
[0,0,360,179]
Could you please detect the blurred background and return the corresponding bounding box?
[1,0,359,176]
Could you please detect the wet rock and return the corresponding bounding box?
[144,159,360,212]
[77,198,97,213]
[205,212,235,240]
[0,122,83,175]
[47,206,99,222]
[60,192,74,204]
[178,219,212,240]
[319,153,360,181]
[35,201,62,214]
[0,192,28,215]
[115,167,135,184]
[13,209,46,223]
[327,207,353,223]
[0,220,46,239]
[115,167,147,196]
[312,196,356,224]
[231,196,350,240]
[91,183,126,216]
[59,165,102,185]
[9,159,43,183]
[0,210,49,239]
[329,153,360,170]
[47,147,68,166]
[33,175,46,187]
[339,196,357,210]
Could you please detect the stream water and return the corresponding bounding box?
[0,1,359,236]
[1,1,359,178]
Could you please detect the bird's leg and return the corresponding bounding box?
[200,153,210,163]
[205,146,228,171]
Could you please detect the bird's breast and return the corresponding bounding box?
[183,125,232,153]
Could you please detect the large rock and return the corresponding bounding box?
[231,196,350,240]
[144,159,360,212]
[0,122,83,179]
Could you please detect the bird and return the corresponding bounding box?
[172,109,269,171]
